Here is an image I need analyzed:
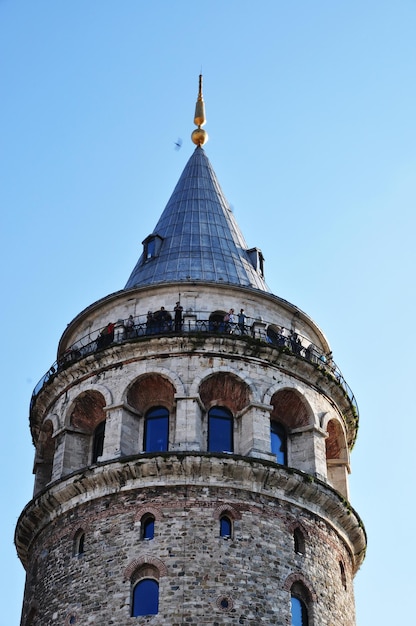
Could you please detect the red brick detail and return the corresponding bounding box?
[199,372,250,414]
[270,389,310,429]
[124,555,167,581]
[134,505,163,522]
[283,572,317,601]
[127,374,176,413]
[212,504,241,520]
[70,390,106,432]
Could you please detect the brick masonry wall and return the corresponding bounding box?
[20,465,358,626]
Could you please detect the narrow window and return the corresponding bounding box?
[294,528,305,555]
[92,421,105,463]
[141,514,155,540]
[73,529,85,557]
[146,238,156,259]
[220,515,232,538]
[208,407,233,453]
[131,579,159,617]
[144,407,169,452]
[271,421,287,465]
[340,561,347,590]
[291,596,309,626]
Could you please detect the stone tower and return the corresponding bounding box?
[16,78,366,626]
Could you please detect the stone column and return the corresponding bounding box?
[101,403,141,460]
[173,395,203,451]
[290,425,328,479]
[239,403,276,461]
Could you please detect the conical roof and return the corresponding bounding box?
[125,146,269,292]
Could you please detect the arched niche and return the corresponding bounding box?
[62,390,107,474]
[270,388,311,430]
[270,389,321,475]
[127,373,176,414]
[199,372,250,414]
[325,418,349,498]
[34,419,55,494]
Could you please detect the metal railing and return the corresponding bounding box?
[30,311,358,418]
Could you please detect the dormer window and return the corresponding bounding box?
[247,247,264,278]
[142,234,164,262]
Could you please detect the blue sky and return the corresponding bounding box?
[1,1,415,624]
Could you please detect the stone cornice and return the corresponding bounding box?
[15,453,366,572]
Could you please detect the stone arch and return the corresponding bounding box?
[325,417,348,462]
[127,373,176,414]
[191,365,257,403]
[267,387,323,475]
[199,371,251,414]
[69,390,106,432]
[269,387,312,430]
[124,555,167,581]
[325,417,350,497]
[61,390,107,473]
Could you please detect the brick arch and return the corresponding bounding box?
[190,365,258,403]
[134,505,163,523]
[325,418,348,462]
[199,372,251,414]
[127,373,176,414]
[124,555,167,581]
[213,504,242,521]
[283,572,317,601]
[270,388,312,429]
[68,390,106,433]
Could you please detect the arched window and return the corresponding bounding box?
[144,407,169,452]
[294,528,305,555]
[208,407,233,453]
[220,515,232,538]
[73,529,85,556]
[92,421,105,463]
[141,514,155,540]
[131,579,159,617]
[271,421,287,465]
[291,583,309,626]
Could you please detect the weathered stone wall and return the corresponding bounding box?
[20,473,358,625]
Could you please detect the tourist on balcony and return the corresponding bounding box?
[238,309,246,334]
[174,302,183,332]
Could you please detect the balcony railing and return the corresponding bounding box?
[30,311,358,419]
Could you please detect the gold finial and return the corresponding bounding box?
[191,74,208,146]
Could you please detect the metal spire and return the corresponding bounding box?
[191,74,208,146]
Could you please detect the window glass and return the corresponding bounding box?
[144,407,169,452]
[220,515,232,538]
[132,579,159,617]
[142,516,155,540]
[146,238,156,259]
[208,407,233,453]
[271,421,287,465]
[291,596,308,626]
